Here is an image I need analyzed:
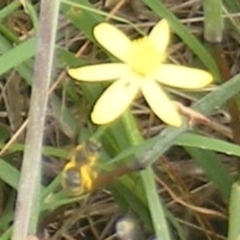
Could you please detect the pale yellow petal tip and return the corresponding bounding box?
[91,111,111,125]
[165,116,182,127]
[93,22,113,38]
[196,71,214,88]
[94,22,107,29]
[205,72,214,84]
[91,108,124,125]
[153,19,170,34]
[158,19,169,27]
[68,68,80,79]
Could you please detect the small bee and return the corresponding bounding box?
[62,139,143,196]
[70,140,101,167]
[62,140,101,195]
[62,161,82,195]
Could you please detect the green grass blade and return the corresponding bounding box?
[223,0,240,11]
[203,0,223,42]
[122,112,173,240]
[176,132,240,157]
[0,1,21,21]
[228,182,240,240]
[0,159,19,190]
[185,147,234,198]
[0,38,36,76]
[142,168,172,240]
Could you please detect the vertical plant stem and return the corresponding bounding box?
[203,0,240,161]
[203,2,240,238]
[122,112,172,240]
[203,0,223,42]
[228,181,240,240]
[12,0,60,239]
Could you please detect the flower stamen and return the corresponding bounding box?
[125,37,165,76]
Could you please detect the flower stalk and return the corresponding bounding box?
[12,0,60,239]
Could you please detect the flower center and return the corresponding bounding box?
[125,37,165,77]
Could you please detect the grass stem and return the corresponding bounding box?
[12,0,60,239]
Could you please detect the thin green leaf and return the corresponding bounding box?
[185,147,234,198]
[0,159,19,190]
[0,38,36,76]
[228,182,240,240]
[176,132,240,157]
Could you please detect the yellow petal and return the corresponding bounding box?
[68,63,128,81]
[153,64,213,89]
[94,23,131,63]
[148,19,170,55]
[140,80,182,127]
[91,78,139,124]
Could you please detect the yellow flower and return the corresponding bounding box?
[68,19,213,126]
